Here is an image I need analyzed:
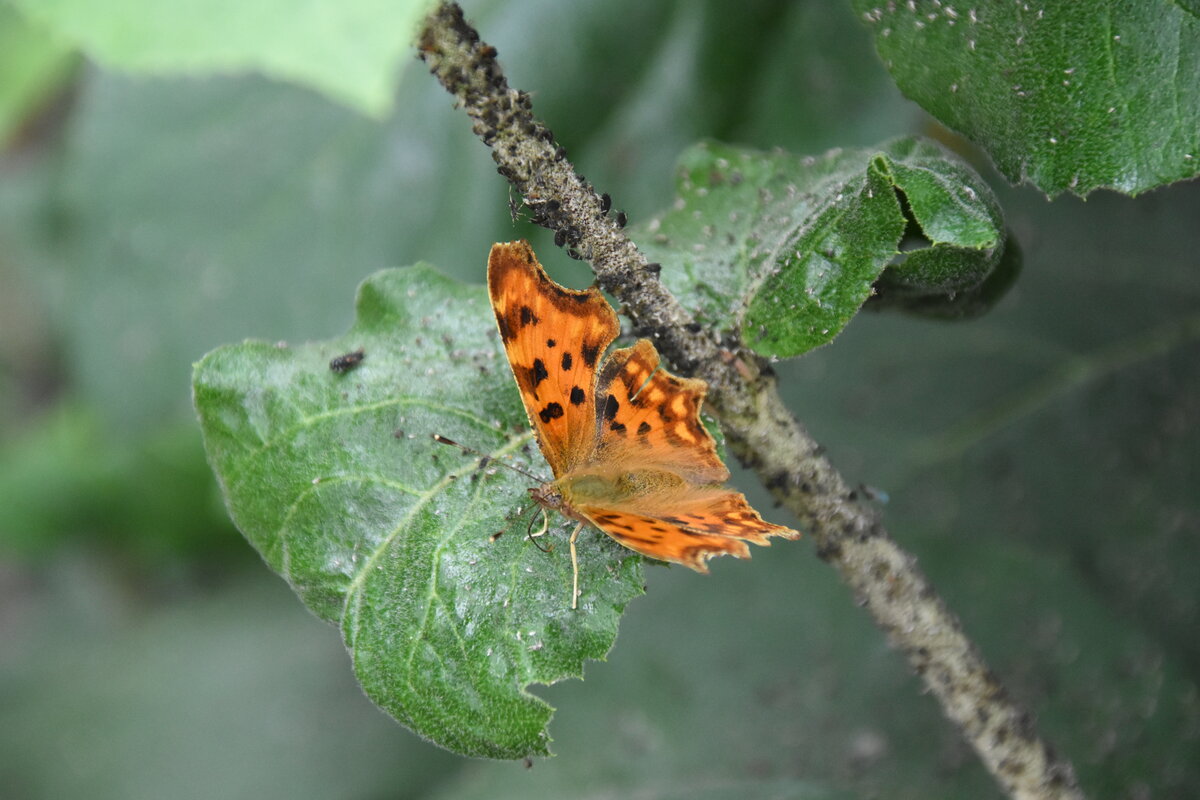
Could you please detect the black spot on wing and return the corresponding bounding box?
[570,386,586,406]
[609,420,627,435]
[637,421,652,435]
[539,402,564,423]
[561,351,573,371]
[530,358,549,387]
[582,341,601,367]
[546,338,557,348]
[603,395,619,421]
[519,306,539,326]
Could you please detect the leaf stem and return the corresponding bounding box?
[416,4,1086,798]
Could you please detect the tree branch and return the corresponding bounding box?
[417,4,1086,799]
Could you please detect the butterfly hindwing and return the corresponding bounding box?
[488,241,619,475]
[595,339,728,484]
[577,488,799,572]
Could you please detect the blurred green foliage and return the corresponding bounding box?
[0,0,1197,798]
[7,0,428,116]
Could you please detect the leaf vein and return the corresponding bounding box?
[340,432,532,646]
[252,396,501,457]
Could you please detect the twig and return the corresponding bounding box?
[416,4,1086,798]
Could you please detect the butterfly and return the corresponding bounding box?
[487,240,799,608]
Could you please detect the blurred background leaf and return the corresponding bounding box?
[0,3,77,147]
[0,0,1196,797]
[6,0,431,116]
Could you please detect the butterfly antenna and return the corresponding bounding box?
[431,434,546,483]
[526,509,553,553]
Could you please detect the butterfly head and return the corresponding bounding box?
[529,483,564,512]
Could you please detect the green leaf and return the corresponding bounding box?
[193,265,645,759]
[0,3,77,145]
[635,137,1004,359]
[853,0,1200,197]
[7,0,431,116]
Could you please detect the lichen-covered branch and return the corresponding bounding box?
[416,4,1086,799]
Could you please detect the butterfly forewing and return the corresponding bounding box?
[488,241,619,476]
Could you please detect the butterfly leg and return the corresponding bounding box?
[568,522,584,610]
[529,507,549,538]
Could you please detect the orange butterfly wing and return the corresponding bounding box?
[488,241,618,475]
[594,338,728,485]
[574,490,799,573]
[579,342,799,570]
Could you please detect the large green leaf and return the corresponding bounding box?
[774,178,1200,797]
[193,265,645,758]
[7,0,430,116]
[636,137,1004,359]
[853,0,1200,197]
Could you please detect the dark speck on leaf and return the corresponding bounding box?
[330,349,365,373]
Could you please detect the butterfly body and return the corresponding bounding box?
[488,240,798,581]
[534,466,688,524]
